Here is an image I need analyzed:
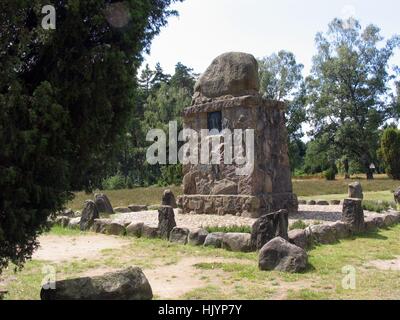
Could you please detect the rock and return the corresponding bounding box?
[211,179,238,195]
[382,213,398,227]
[60,208,75,217]
[331,221,352,239]
[188,228,209,246]
[161,190,177,208]
[142,225,160,239]
[169,227,189,244]
[114,207,131,213]
[222,233,253,252]
[194,52,259,99]
[307,200,316,205]
[40,267,152,300]
[128,205,148,212]
[68,217,81,229]
[94,193,114,214]
[259,237,308,273]
[348,182,363,199]
[126,222,144,238]
[342,198,365,233]
[80,200,100,231]
[158,206,176,239]
[91,219,112,233]
[330,200,341,205]
[250,209,288,250]
[364,216,379,232]
[55,216,70,228]
[394,187,400,205]
[316,200,329,206]
[308,224,337,244]
[288,229,307,249]
[106,222,126,236]
[203,232,225,248]
[298,200,307,205]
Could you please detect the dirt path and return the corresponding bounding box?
[33,234,130,262]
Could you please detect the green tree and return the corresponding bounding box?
[258,51,307,171]
[379,127,400,179]
[307,18,400,179]
[0,0,180,272]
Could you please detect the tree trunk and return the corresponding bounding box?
[343,158,350,179]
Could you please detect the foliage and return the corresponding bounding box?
[205,225,252,234]
[289,220,308,230]
[379,127,400,179]
[324,168,336,181]
[0,0,180,272]
[306,18,400,180]
[362,200,395,213]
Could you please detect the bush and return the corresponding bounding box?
[324,168,336,181]
[205,225,252,234]
[289,220,308,230]
[362,200,395,213]
[379,128,400,180]
[102,174,127,190]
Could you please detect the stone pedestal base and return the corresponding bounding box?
[178,194,298,218]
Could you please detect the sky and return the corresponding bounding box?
[143,0,400,76]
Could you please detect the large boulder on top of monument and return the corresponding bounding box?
[194,52,260,99]
[250,209,289,250]
[348,182,363,199]
[94,193,114,214]
[211,179,238,195]
[158,206,176,239]
[161,189,177,208]
[40,267,152,300]
[80,200,99,231]
[259,237,308,273]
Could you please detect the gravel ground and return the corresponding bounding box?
[112,204,385,229]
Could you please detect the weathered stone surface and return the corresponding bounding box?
[128,205,148,212]
[288,229,307,249]
[114,207,131,213]
[330,200,341,205]
[158,206,176,239]
[222,233,252,252]
[250,210,288,250]
[194,52,259,99]
[382,213,399,227]
[342,198,365,233]
[94,193,114,214]
[68,217,81,229]
[364,216,379,232]
[204,232,225,248]
[188,228,209,246]
[169,227,189,244]
[308,224,337,244]
[259,237,308,273]
[91,219,112,233]
[106,222,125,236]
[80,200,99,231]
[126,222,144,238]
[316,200,329,206]
[41,267,152,300]
[211,179,238,195]
[348,182,363,199]
[55,216,70,228]
[142,225,160,239]
[331,221,352,239]
[298,200,307,205]
[161,190,177,208]
[307,200,316,205]
[394,187,400,205]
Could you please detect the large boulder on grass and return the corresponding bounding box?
[288,229,308,249]
[40,267,152,300]
[222,233,252,252]
[94,193,114,214]
[169,227,189,244]
[203,232,224,248]
[259,237,308,273]
[80,200,99,231]
[188,228,209,246]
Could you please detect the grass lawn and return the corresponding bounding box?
[2,225,400,300]
[67,175,399,211]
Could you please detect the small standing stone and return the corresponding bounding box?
[288,229,308,249]
[250,209,288,250]
[203,233,224,248]
[80,200,99,231]
[158,206,176,240]
[348,182,363,199]
[162,189,177,208]
[94,193,114,214]
[188,228,209,246]
[342,198,365,233]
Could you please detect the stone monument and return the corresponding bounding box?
[178,52,298,218]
